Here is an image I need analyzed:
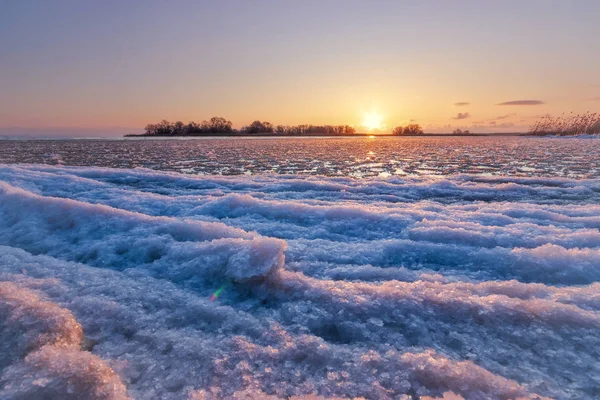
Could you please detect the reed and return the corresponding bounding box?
[528,112,600,136]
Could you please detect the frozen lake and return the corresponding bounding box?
[1,135,600,178]
[0,137,599,399]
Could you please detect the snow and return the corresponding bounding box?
[0,164,598,399]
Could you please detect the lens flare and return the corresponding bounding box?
[210,283,228,302]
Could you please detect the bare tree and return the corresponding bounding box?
[392,126,404,135]
[241,121,275,134]
[403,124,423,135]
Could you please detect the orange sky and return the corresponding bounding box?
[1,1,599,136]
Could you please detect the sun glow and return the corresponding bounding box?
[362,111,385,132]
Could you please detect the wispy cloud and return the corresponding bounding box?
[454,102,470,106]
[472,114,517,125]
[589,96,600,102]
[529,113,552,119]
[497,100,544,106]
[453,112,471,120]
[496,113,516,119]
[497,122,516,128]
[469,121,523,131]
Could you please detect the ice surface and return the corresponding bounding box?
[0,180,286,286]
[0,281,129,399]
[0,164,598,399]
[1,136,600,178]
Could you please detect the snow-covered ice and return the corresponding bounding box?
[0,164,599,399]
[1,136,599,179]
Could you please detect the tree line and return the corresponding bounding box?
[391,124,424,135]
[132,118,430,136]
[139,117,235,136]
[241,120,356,135]
[135,118,357,136]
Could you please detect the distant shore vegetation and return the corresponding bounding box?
[452,128,472,134]
[130,118,357,136]
[391,124,424,135]
[528,112,600,136]
[128,119,492,137]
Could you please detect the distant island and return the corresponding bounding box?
[125,117,489,137]
[126,118,359,137]
[127,112,600,138]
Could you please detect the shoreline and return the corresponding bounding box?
[124,133,495,138]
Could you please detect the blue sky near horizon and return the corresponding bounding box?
[1,0,599,135]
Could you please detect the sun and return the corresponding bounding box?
[362,111,385,132]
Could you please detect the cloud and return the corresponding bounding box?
[453,112,471,120]
[588,97,600,102]
[496,113,516,120]
[497,100,544,106]
[529,113,552,119]
[454,102,470,106]
[497,122,516,128]
[469,119,528,131]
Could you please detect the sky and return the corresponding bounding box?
[1,0,599,136]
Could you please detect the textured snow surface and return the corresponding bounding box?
[0,165,599,399]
